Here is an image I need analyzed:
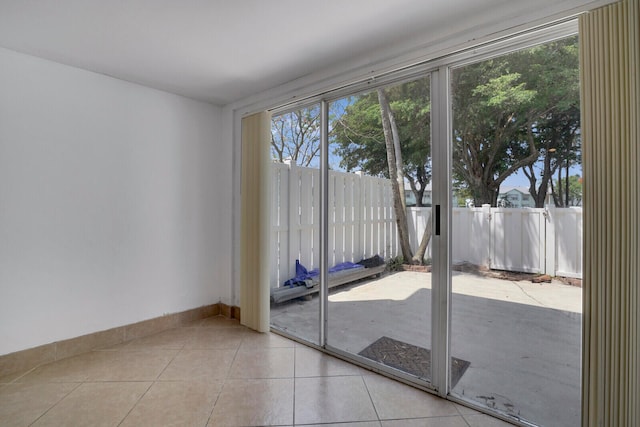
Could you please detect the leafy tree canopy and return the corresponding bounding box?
[331,78,432,206]
[273,37,581,210]
[452,36,580,207]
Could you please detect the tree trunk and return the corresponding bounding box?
[378,89,413,261]
[389,105,406,210]
[550,175,560,207]
[412,213,433,264]
[565,161,570,206]
[408,179,426,207]
[472,184,499,207]
[414,187,425,207]
[556,167,564,207]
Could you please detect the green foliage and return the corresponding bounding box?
[554,174,583,206]
[520,37,581,207]
[452,36,581,207]
[331,78,432,206]
[332,92,389,176]
[387,256,405,272]
[453,182,474,207]
[274,37,581,212]
[472,73,536,107]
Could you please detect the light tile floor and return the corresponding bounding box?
[0,316,513,427]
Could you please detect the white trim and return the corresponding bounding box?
[431,66,453,396]
[319,100,330,346]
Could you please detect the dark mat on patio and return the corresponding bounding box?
[358,336,470,388]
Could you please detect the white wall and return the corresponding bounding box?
[0,47,231,355]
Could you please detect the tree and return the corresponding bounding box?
[553,175,583,207]
[517,37,581,208]
[522,106,580,207]
[271,106,321,167]
[332,78,432,264]
[452,59,538,206]
[333,79,432,207]
[452,36,581,207]
[377,89,413,261]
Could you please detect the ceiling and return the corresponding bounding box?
[0,1,597,105]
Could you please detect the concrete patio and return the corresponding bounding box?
[271,270,582,427]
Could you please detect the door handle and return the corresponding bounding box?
[435,204,440,236]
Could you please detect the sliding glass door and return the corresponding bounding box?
[325,77,434,387]
[268,23,582,427]
[449,36,582,427]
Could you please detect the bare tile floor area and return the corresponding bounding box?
[0,316,511,427]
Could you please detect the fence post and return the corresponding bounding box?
[285,159,299,281]
[356,171,366,259]
[544,207,555,276]
[354,171,363,261]
[482,204,492,268]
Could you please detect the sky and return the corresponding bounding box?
[272,94,583,191]
[272,134,582,191]
[502,165,582,188]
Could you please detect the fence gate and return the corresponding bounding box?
[490,208,546,274]
[448,206,582,278]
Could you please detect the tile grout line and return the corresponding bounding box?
[204,384,223,427]
[27,381,84,426]
[153,340,186,380]
[453,402,474,427]
[115,381,154,427]
[116,331,187,427]
[360,374,382,423]
[205,321,245,426]
[6,364,39,384]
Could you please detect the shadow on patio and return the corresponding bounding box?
[271,270,581,427]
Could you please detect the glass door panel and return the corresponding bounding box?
[269,105,322,345]
[267,29,582,427]
[326,77,434,385]
[449,36,582,427]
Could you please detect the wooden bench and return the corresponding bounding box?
[270,264,386,304]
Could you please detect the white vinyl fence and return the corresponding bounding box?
[270,161,397,288]
[413,206,583,279]
[271,162,583,288]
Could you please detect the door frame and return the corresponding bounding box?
[264,18,581,424]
